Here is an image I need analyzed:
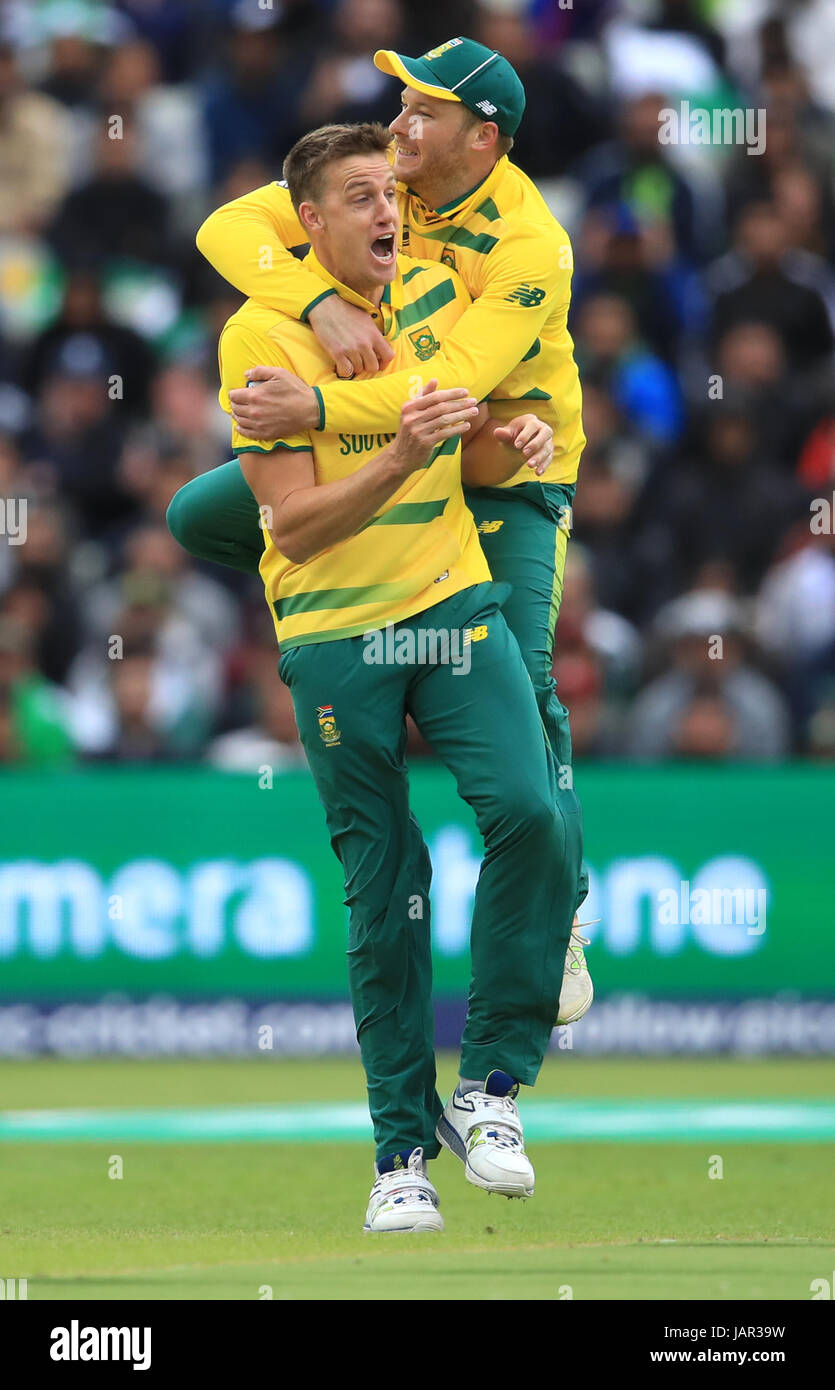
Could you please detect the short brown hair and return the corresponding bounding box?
[282,123,393,210]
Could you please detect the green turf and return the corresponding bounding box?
[2,1054,835,1107]
[1,1057,833,1299]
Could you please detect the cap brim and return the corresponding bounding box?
[374,50,462,103]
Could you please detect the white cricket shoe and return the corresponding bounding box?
[363,1146,444,1233]
[436,1076,534,1198]
[556,921,597,1026]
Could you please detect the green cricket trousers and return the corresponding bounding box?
[464,481,589,909]
[278,581,582,1159]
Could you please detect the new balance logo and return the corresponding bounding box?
[477,520,503,534]
[506,284,546,307]
[476,99,498,116]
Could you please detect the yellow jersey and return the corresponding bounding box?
[198,155,585,485]
[218,250,490,649]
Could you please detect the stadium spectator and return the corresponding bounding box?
[84,523,238,660]
[724,2,835,113]
[472,4,611,178]
[0,500,83,684]
[208,644,306,773]
[37,16,112,112]
[0,616,74,765]
[635,397,809,601]
[575,92,722,265]
[574,295,683,444]
[22,270,156,418]
[712,320,813,465]
[707,202,835,374]
[721,63,835,234]
[571,203,694,361]
[201,9,308,186]
[558,545,643,697]
[0,40,72,234]
[112,0,203,84]
[20,337,134,537]
[670,692,738,759]
[145,365,231,474]
[551,547,638,758]
[568,381,656,618]
[116,440,200,538]
[754,528,835,738]
[797,414,835,490]
[96,39,209,203]
[0,0,832,762]
[628,592,791,760]
[67,574,222,757]
[298,0,403,130]
[47,120,172,269]
[771,162,835,264]
[83,647,175,762]
[643,0,728,73]
[553,646,613,758]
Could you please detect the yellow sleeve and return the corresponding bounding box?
[316,223,572,434]
[218,322,312,456]
[197,181,337,324]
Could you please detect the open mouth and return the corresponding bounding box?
[370,233,396,264]
[395,144,419,163]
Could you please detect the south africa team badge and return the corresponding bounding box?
[408,324,440,361]
[317,705,341,747]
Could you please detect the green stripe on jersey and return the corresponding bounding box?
[275,578,415,619]
[419,224,499,256]
[395,278,458,331]
[475,196,501,222]
[234,442,309,455]
[358,498,449,533]
[426,435,461,467]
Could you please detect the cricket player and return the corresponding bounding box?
[202,122,582,1231]
[168,37,594,1023]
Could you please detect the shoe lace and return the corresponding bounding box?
[473,1094,523,1151]
[567,931,589,965]
[374,1147,435,1205]
[567,921,599,970]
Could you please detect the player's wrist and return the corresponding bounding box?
[382,439,420,480]
[306,386,324,431]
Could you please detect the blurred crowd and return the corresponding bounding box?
[1,0,834,769]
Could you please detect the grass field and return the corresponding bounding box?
[1,1055,833,1300]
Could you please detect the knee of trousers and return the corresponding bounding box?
[346,899,431,1009]
[166,479,212,558]
[483,791,562,854]
[528,671,570,721]
[528,678,574,766]
[342,839,430,954]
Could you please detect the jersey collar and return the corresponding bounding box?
[407,156,508,224]
[303,248,405,337]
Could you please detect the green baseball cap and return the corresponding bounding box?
[374,36,525,137]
